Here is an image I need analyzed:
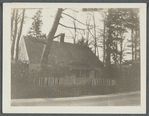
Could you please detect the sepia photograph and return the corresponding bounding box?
[3,3,146,113]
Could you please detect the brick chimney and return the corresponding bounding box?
[60,33,65,43]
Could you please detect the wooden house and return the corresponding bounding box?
[18,36,116,86]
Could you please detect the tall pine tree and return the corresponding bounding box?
[28,9,46,39]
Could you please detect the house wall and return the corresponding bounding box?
[18,37,29,62]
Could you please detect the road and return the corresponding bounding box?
[11,91,140,106]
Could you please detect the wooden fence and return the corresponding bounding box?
[92,78,116,86]
[33,77,116,87]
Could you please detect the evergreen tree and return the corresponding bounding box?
[125,9,140,64]
[28,9,46,38]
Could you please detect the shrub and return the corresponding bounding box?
[11,60,29,80]
[11,60,29,99]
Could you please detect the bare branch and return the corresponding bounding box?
[53,33,63,39]
[88,40,94,46]
[18,12,23,19]
[59,23,86,30]
[66,8,79,13]
[62,12,93,27]
[87,26,95,38]
[17,18,22,24]
[69,29,74,37]
[62,8,67,11]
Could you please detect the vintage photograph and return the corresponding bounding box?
[3,3,146,113]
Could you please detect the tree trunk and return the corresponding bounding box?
[11,9,15,38]
[97,47,99,59]
[103,21,106,66]
[11,9,18,59]
[73,21,76,44]
[86,18,90,46]
[86,27,89,46]
[40,8,63,71]
[106,39,111,67]
[106,27,112,68]
[135,30,137,62]
[131,29,134,65]
[93,13,97,56]
[120,34,123,69]
[105,27,112,79]
[138,30,140,61]
[115,43,118,67]
[15,9,25,61]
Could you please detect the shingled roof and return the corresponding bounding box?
[24,37,103,69]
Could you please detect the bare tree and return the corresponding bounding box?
[92,13,97,56]
[15,9,25,60]
[99,9,107,66]
[68,19,77,44]
[85,15,90,46]
[11,9,26,61]
[126,9,140,65]
[11,9,18,59]
[85,12,99,57]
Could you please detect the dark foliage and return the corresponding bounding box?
[11,60,28,79]
[11,60,29,98]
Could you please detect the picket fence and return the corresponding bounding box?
[33,77,116,87]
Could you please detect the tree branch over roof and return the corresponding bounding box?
[53,33,63,39]
[62,12,93,27]
[59,23,87,30]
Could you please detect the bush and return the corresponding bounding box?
[11,60,29,98]
[11,60,29,79]
[102,66,121,79]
